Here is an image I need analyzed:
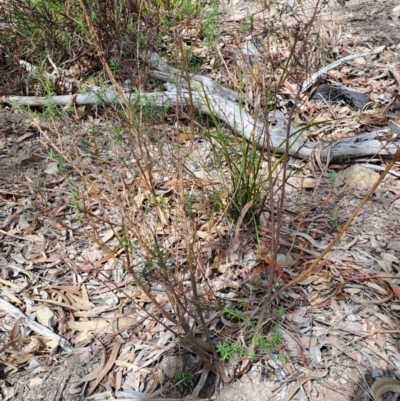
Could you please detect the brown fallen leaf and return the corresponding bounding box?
[44,285,82,296]
[10,317,24,342]
[67,316,137,333]
[74,340,106,384]
[284,373,325,401]
[388,282,400,301]
[87,337,124,395]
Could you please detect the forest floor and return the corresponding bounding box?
[216,1,400,400]
[1,1,400,401]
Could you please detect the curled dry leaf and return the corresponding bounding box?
[74,340,106,384]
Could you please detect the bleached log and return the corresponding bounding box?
[2,51,399,163]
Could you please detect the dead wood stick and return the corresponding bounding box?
[0,297,70,350]
[300,52,373,93]
[2,51,399,163]
[89,398,210,401]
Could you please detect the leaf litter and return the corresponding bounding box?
[1,1,400,401]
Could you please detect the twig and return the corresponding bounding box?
[272,148,400,301]
[2,52,400,163]
[0,297,71,350]
[300,52,374,93]
[362,163,400,178]
[284,375,322,401]
[87,398,210,401]
[0,228,44,242]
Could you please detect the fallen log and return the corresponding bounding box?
[2,51,399,164]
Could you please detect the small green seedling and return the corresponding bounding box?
[331,209,342,229]
[223,307,254,328]
[172,370,194,392]
[216,341,246,362]
[328,170,338,186]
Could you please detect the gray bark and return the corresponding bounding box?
[2,51,399,163]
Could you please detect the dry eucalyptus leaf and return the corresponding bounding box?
[281,329,304,360]
[36,306,56,328]
[374,313,396,329]
[342,164,379,189]
[44,162,59,175]
[29,377,43,387]
[160,355,185,380]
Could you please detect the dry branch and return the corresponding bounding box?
[0,297,71,350]
[2,52,399,163]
